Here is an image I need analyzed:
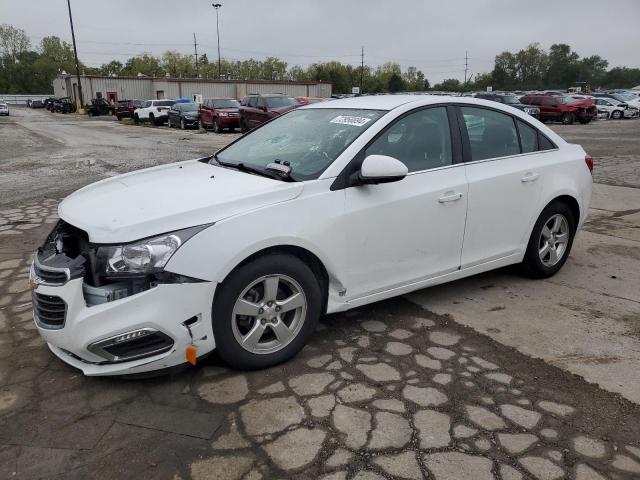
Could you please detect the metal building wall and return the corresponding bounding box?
[83,77,153,101]
[54,75,332,102]
[177,81,237,100]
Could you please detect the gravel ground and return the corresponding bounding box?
[1,107,639,480]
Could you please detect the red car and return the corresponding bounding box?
[115,99,143,120]
[520,94,597,125]
[239,94,300,132]
[200,97,241,133]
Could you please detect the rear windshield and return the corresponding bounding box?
[155,100,175,107]
[213,99,240,108]
[265,96,298,108]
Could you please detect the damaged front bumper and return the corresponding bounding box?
[30,264,217,376]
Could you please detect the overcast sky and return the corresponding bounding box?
[2,0,639,83]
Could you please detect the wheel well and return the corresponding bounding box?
[550,195,580,227]
[222,245,330,314]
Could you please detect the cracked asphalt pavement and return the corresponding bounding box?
[1,107,640,479]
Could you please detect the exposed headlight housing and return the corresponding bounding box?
[96,225,209,275]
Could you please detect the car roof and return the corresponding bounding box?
[304,94,447,111]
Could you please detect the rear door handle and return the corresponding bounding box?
[438,192,463,203]
[521,172,540,183]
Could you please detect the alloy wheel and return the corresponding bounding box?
[231,274,307,355]
[538,213,570,267]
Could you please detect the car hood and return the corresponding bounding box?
[58,159,304,243]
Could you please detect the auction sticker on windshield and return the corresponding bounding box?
[330,115,372,127]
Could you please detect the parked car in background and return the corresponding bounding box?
[200,97,241,132]
[29,95,592,375]
[53,97,76,114]
[295,96,330,105]
[85,98,114,117]
[168,102,200,129]
[0,102,9,116]
[520,94,596,124]
[133,99,175,125]
[239,93,300,131]
[592,92,640,111]
[115,99,142,120]
[31,100,44,108]
[593,97,639,119]
[474,93,540,118]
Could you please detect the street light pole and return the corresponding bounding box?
[66,0,84,111]
[212,3,222,79]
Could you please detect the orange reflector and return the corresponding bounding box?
[186,346,197,365]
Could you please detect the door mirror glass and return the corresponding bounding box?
[358,155,408,185]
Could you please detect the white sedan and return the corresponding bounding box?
[30,95,592,376]
[593,97,639,119]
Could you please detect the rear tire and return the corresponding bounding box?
[521,201,576,279]
[212,254,322,370]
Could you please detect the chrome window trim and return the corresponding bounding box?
[462,148,561,167]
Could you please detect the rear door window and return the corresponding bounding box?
[517,120,538,153]
[461,107,520,161]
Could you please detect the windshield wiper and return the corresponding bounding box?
[215,159,284,181]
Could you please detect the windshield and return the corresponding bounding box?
[181,103,199,112]
[614,94,633,101]
[215,108,385,181]
[559,96,578,104]
[213,99,240,108]
[501,95,520,104]
[265,96,298,108]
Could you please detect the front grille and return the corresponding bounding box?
[33,292,67,329]
[33,262,68,285]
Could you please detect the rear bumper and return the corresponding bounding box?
[32,275,218,376]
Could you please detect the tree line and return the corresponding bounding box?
[1,23,639,95]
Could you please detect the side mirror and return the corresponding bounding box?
[358,155,408,185]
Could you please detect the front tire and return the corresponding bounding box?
[561,112,574,125]
[521,201,576,278]
[180,118,185,130]
[134,114,140,125]
[212,254,322,370]
[611,110,623,120]
[212,119,221,133]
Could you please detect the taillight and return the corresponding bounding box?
[585,154,593,174]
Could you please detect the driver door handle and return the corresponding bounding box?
[438,192,463,203]
[521,172,540,183]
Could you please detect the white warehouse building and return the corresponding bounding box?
[53,74,332,105]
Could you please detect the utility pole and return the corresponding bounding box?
[66,0,84,111]
[212,3,222,79]
[464,51,469,84]
[360,45,364,94]
[193,32,199,78]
